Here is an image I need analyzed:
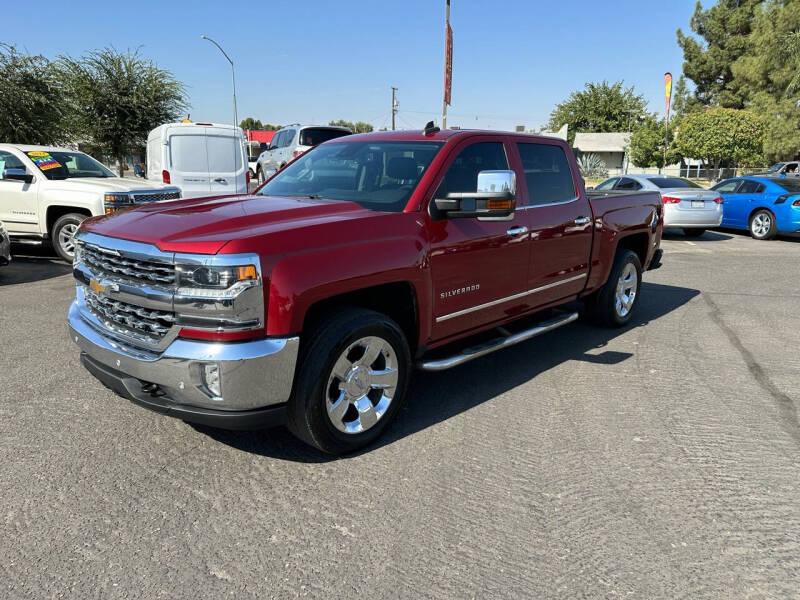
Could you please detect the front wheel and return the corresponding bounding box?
[52,213,86,262]
[749,210,777,240]
[585,249,642,328]
[286,308,411,454]
[257,167,265,185]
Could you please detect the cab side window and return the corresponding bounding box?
[516,143,576,205]
[713,180,742,194]
[738,180,764,194]
[281,130,296,148]
[435,142,509,197]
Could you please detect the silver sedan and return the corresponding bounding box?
[595,175,723,237]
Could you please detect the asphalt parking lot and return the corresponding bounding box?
[1,230,798,599]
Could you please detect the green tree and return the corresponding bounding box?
[240,117,263,130]
[329,119,374,133]
[547,81,647,146]
[629,116,681,170]
[59,47,187,176]
[675,108,764,178]
[0,44,70,145]
[676,0,761,108]
[730,1,800,161]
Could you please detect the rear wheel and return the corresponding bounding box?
[286,308,411,454]
[749,209,777,240]
[52,213,86,262]
[585,250,642,328]
[683,228,705,237]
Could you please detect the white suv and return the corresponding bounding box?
[255,124,351,184]
[0,144,180,261]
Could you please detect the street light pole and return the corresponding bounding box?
[201,34,241,190]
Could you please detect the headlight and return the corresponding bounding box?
[176,264,259,296]
[104,192,133,213]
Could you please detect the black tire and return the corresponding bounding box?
[585,250,642,328]
[683,228,705,237]
[749,209,777,240]
[52,213,86,262]
[286,308,412,455]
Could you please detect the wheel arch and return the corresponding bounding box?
[46,206,92,237]
[300,281,420,354]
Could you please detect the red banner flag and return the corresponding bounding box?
[444,24,453,106]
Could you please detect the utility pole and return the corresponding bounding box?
[391,86,398,131]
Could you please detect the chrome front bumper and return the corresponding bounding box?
[68,296,300,415]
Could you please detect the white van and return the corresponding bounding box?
[147,122,248,199]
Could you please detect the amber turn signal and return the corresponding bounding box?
[486,199,513,210]
[236,265,258,280]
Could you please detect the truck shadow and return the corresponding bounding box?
[197,281,700,463]
[0,246,71,286]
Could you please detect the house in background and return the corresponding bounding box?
[573,132,630,172]
[535,124,568,141]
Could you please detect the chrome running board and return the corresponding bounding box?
[418,311,579,372]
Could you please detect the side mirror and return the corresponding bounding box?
[259,142,268,152]
[3,168,33,184]
[433,170,516,220]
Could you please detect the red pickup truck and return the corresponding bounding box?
[68,128,663,454]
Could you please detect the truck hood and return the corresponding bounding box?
[46,177,173,194]
[82,194,379,254]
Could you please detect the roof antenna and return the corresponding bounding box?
[424,121,440,135]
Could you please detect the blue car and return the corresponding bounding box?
[711,175,800,240]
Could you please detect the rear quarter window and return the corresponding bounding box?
[300,128,351,147]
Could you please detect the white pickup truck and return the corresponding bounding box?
[0,144,181,261]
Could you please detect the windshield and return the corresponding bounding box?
[768,163,786,172]
[648,177,702,189]
[26,150,116,180]
[299,128,351,147]
[258,141,444,212]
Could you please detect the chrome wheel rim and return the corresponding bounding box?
[325,336,399,435]
[614,263,638,318]
[58,223,79,257]
[752,213,771,237]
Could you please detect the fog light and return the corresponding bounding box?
[203,363,221,397]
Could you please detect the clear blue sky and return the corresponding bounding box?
[3,0,705,131]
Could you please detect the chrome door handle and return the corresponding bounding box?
[573,216,591,225]
[214,178,227,183]
[506,226,529,236]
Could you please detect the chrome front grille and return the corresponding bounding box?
[85,290,176,342]
[81,243,175,285]
[131,190,181,204]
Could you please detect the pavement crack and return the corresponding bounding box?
[704,293,800,445]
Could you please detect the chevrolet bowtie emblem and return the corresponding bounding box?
[89,279,106,295]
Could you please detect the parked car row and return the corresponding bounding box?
[593,173,800,240]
